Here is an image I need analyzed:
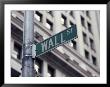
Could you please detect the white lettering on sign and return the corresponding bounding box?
[48,38,54,49]
[55,35,59,46]
[41,28,73,53]
[67,28,72,35]
[61,33,65,43]
[41,41,48,52]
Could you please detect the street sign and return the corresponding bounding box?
[35,25,77,57]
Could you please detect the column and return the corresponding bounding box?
[42,61,48,77]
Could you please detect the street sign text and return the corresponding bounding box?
[35,25,77,57]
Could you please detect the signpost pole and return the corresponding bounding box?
[22,11,35,77]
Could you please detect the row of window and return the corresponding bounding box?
[35,11,75,31]
[83,32,95,51]
[70,38,96,66]
[84,49,97,66]
[81,16,93,34]
[61,13,75,27]
[47,11,75,18]
[18,11,91,32]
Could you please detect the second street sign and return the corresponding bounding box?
[35,25,77,57]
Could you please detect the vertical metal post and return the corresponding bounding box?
[22,11,35,77]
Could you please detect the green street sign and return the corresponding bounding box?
[35,25,77,57]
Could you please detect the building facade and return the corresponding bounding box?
[11,10,100,77]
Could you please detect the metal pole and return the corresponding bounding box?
[22,11,35,77]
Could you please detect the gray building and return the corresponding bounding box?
[11,10,100,77]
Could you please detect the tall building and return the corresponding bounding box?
[11,10,100,77]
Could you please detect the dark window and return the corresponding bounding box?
[82,11,84,13]
[72,60,79,65]
[17,11,24,16]
[71,40,77,50]
[61,14,67,27]
[48,65,55,77]
[16,17,23,28]
[81,16,85,27]
[92,56,97,65]
[46,19,53,30]
[87,22,93,34]
[70,11,75,18]
[90,38,95,51]
[35,11,42,22]
[83,32,88,45]
[14,42,22,60]
[35,58,43,76]
[86,11,90,18]
[85,50,89,59]
[35,32,43,41]
[70,21,74,27]
[47,11,53,16]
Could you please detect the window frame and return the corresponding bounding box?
[14,41,22,60]
[81,16,86,28]
[89,38,95,51]
[86,11,91,18]
[92,56,97,65]
[61,14,67,27]
[47,65,55,77]
[71,40,77,50]
[87,22,93,34]
[46,19,53,30]
[35,11,42,22]
[83,32,88,45]
[84,49,90,60]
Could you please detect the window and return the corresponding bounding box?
[47,65,55,77]
[86,11,90,18]
[70,11,75,18]
[35,11,42,22]
[92,56,97,65]
[46,19,53,30]
[84,50,89,59]
[35,32,43,41]
[69,21,74,27]
[11,13,23,28]
[87,22,93,34]
[81,16,85,27]
[82,11,85,13]
[14,42,22,60]
[47,11,53,16]
[61,14,67,27]
[83,32,88,45]
[71,40,77,50]
[90,38,95,51]
[17,11,24,16]
[34,58,43,76]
